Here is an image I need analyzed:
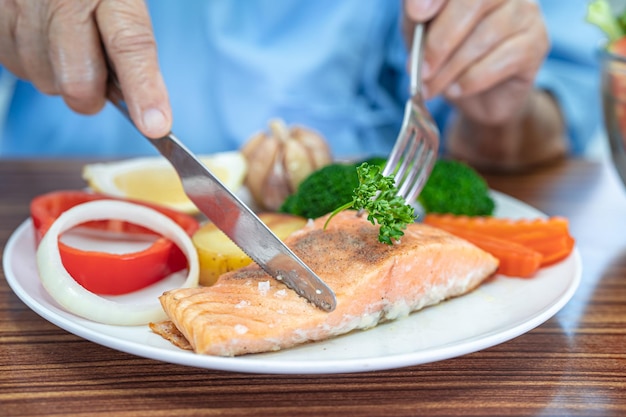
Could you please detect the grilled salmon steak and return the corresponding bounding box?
[155,210,499,356]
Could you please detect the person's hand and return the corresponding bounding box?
[0,0,171,138]
[403,0,566,172]
[403,0,549,125]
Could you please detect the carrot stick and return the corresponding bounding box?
[539,235,576,266]
[423,213,575,274]
[502,231,575,266]
[423,214,570,239]
[429,223,543,278]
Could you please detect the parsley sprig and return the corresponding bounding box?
[323,162,416,245]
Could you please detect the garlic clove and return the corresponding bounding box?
[240,131,265,160]
[261,177,290,211]
[292,126,333,168]
[261,146,292,211]
[242,131,280,206]
[268,119,291,143]
[283,138,315,193]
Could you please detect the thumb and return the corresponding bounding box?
[96,0,171,139]
[404,0,447,22]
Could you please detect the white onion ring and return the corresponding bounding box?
[36,200,199,326]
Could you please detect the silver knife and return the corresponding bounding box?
[105,70,337,312]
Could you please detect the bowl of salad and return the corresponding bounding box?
[589,0,626,186]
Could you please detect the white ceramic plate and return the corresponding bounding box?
[3,191,581,374]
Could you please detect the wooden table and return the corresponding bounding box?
[1,157,625,416]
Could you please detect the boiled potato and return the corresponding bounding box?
[192,213,307,286]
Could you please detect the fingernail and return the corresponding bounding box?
[406,0,434,17]
[420,0,434,11]
[446,83,462,98]
[142,108,168,138]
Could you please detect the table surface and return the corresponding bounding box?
[1,156,626,417]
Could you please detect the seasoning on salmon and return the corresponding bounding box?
[154,210,499,356]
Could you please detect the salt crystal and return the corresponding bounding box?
[234,324,248,334]
[258,281,270,296]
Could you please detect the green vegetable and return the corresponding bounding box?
[586,0,626,42]
[418,159,495,216]
[358,155,387,169]
[281,156,494,221]
[280,163,359,219]
[324,163,416,245]
[279,156,388,219]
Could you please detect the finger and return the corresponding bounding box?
[445,16,548,100]
[422,0,506,80]
[402,0,447,50]
[13,0,58,94]
[404,0,447,21]
[454,78,535,125]
[47,1,108,114]
[444,26,547,123]
[0,0,26,78]
[96,0,171,139]
[424,0,537,98]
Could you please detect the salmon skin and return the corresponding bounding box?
[157,210,499,356]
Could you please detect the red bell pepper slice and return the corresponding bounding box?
[30,190,200,295]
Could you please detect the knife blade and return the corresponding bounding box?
[105,74,337,312]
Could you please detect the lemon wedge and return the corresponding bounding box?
[83,151,247,214]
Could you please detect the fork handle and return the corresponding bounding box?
[410,23,425,97]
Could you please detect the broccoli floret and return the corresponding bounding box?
[279,163,359,219]
[418,159,495,216]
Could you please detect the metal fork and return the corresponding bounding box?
[383,23,440,202]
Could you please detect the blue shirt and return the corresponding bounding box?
[0,0,604,159]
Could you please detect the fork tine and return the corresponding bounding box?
[394,130,421,183]
[401,149,437,201]
[383,104,413,178]
[397,140,426,198]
